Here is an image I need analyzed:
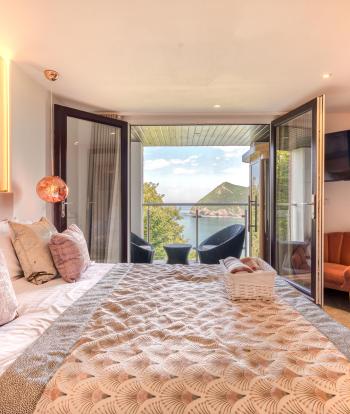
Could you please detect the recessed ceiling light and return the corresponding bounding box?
[322,73,332,79]
[213,104,221,108]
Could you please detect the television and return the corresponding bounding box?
[325,130,350,181]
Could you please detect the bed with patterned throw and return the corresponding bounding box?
[0,263,350,413]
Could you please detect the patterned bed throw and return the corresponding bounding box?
[2,264,350,413]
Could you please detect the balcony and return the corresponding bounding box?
[143,202,248,262]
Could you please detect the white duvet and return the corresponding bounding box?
[0,263,114,375]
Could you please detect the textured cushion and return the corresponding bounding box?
[0,250,18,325]
[9,217,58,284]
[0,221,23,279]
[49,224,91,283]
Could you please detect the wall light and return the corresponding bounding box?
[0,56,10,192]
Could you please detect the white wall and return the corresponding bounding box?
[10,63,50,221]
[9,65,100,223]
[324,112,350,233]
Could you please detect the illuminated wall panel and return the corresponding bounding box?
[0,56,10,192]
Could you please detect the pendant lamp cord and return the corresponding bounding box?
[50,83,54,176]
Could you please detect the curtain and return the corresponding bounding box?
[86,123,121,263]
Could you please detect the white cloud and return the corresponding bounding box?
[173,167,197,175]
[145,155,200,171]
[171,155,199,165]
[214,146,249,159]
[144,159,170,170]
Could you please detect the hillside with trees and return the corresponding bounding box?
[192,182,248,217]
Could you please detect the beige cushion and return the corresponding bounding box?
[9,217,58,284]
[0,249,18,325]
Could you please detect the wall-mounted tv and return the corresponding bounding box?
[325,130,350,181]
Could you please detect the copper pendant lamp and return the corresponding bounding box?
[36,70,69,203]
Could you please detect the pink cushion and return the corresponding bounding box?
[0,249,18,325]
[49,225,91,283]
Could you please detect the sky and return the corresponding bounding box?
[143,146,249,202]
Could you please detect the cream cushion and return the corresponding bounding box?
[0,221,23,279]
[0,249,18,325]
[9,217,58,284]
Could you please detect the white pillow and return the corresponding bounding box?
[0,221,23,279]
[0,249,18,325]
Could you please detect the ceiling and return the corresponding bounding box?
[131,124,269,146]
[1,1,350,115]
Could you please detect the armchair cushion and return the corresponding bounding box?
[324,262,348,289]
[340,233,350,266]
[324,232,350,292]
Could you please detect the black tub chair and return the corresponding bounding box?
[131,233,155,264]
[198,224,245,264]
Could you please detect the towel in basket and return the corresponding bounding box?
[221,257,277,301]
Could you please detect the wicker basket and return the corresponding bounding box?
[222,257,277,301]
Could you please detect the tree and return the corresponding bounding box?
[143,182,186,259]
[276,150,290,241]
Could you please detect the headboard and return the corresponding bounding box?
[0,192,14,220]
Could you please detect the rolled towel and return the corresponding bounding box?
[241,257,262,271]
[221,257,254,274]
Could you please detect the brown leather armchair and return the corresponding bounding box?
[324,232,350,292]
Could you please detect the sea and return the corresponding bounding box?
[179,207,245,247]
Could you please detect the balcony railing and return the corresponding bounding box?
[143,202,249,261]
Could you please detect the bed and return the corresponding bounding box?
[1,263,350,413]
[0,263,114,375]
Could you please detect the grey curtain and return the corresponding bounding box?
[86,123,121,262]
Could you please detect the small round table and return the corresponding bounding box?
[164,243,192,265]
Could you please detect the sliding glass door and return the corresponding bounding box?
[271,96,325,305]
[54,105,129,262]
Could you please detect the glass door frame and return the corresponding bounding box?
[270,96,325,304]
[53,104,129,262]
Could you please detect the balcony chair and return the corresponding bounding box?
[198,224,245,264]
[131,232,155,264]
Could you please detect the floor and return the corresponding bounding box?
[324,288,350,329]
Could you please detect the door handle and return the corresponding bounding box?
[247,195,251,233]
[254,195,258,232]
[312,194,316,220]
[61,201,70,218]
[248,195,258,232]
